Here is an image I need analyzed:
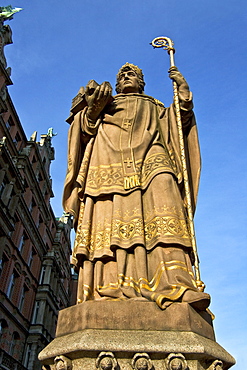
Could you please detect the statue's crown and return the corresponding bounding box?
[116,62,145,94]
[117,62,144,80]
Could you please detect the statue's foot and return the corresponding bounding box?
[182,290,210,311]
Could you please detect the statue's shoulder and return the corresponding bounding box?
[153,98,165,108]
[143,94,165,108]
[114,93,165,108]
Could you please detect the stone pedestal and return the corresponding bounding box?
[39,302,235,370]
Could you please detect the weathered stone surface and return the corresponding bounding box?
[39,302,235,369]
[55,302,215,341]
[39,329,235,369]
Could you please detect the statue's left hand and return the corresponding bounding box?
[85,81,112,123]
[168,67,189,91]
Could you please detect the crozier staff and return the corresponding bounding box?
[63,62,210,310]
[151,36,204,290]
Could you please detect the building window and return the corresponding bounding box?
[18,232,28,252]
[28,248,36,268]
[6,271,18,300]
[0,257,4,276]
[23,343,32,368]
[6,186,14,208]
[5,121,11,130]
[5,116,14,131]
[9,331,20,356]
[0,319,8,340]
[18,235,25,252]
[37,215,43,229]
[39,266,46,284]
[23,178,28,188]
[13,132,21,148]
[37,172,43,182]
[0,176,7,197]
[28,198,36,213]
[32,301,40,323]
[19,284,28,312]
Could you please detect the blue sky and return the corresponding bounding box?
[2,1,246,368]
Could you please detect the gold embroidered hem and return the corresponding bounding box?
[77,245,198,309]
[73,173,191,262]
[82,152,179,195]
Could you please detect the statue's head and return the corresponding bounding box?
[116,63,145,94]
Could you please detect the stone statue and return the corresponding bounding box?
[63,62,210,310]
[0,6,22,21]
[47,127,57,138]
[0,6,22,68]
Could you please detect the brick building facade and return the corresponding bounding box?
[0,14,73,370]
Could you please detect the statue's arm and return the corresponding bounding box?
[169,68,194,130]
[81,108,101,137]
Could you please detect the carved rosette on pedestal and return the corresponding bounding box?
[96,352,118,370]
[40,349,228,370]
[39,301,235,370]
[165,353,188,370]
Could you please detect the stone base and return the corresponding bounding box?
[39,302,235,370]
[55,301,215,340]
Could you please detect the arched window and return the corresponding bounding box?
[6,272,15,299]
[0,319,8,340]
[0,257,5,276]
[0,250,10,281]
[18,232,28,252]
[27,248,36,267]
[6,269,19,300]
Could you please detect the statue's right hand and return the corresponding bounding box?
[85,81,112,122]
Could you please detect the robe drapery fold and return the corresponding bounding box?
[63,92,203,308]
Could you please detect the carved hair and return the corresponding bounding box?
[115,62,145,94]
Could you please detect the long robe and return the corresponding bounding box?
[63,92,202,308]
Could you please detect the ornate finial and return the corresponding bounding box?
[47,127,57,138]
[30,131,37,142]
[150,36,175,55]
[0,136,6,145]
[0,6,22,22]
